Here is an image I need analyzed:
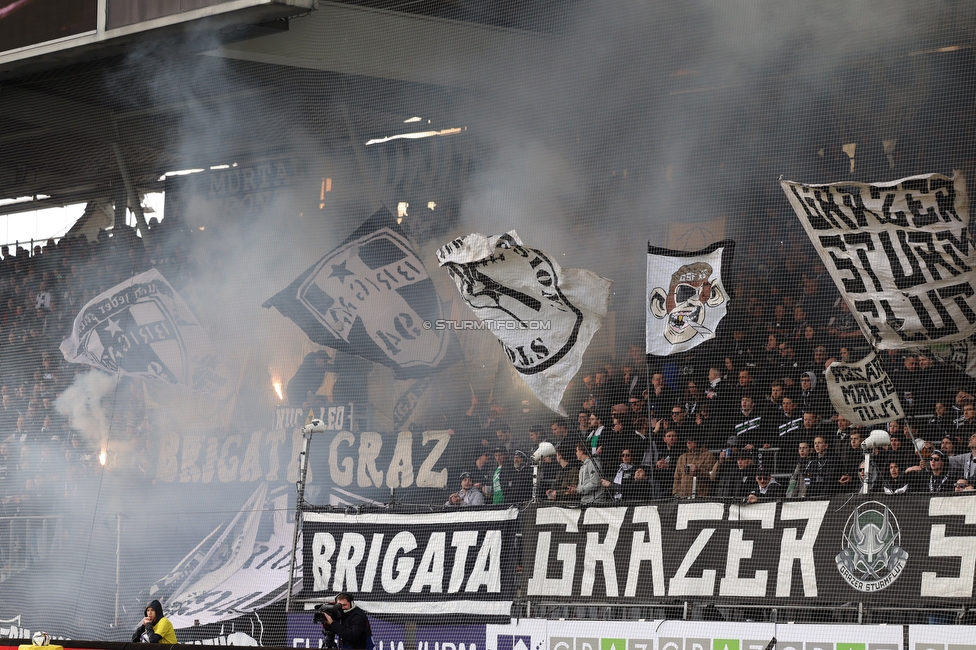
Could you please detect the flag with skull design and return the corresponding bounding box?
[646,240,735,356]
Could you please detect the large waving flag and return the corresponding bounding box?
[646,241,734,356]
[60,268,224,392]
[436,231,611,415]
[781,173,976,348]
[264,208,456,379]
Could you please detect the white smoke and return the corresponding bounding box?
[54,369,119,452]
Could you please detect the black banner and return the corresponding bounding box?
[521,495,976,604]
[301,507,521,619]
[264,208,459,379]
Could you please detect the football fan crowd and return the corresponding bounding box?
[443,242,976,508]
[0,221,189,573]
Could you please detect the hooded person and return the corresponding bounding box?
[796,371,827,417]
[132,599,177,644]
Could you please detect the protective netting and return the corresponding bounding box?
[3,1,976,647]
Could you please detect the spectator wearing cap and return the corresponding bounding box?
[445,472,485,507]
[746,465,783,503]
[906,449,954,493]
[711,447,755,500]
[673,433,716,498]
[464,448,494,493]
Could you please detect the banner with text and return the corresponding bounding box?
[520,496,976,605]
[824,351,905,426]
[781,173,976,348]
[301,507,521,620]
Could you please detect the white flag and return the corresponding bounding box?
[781,173,976,348]
[824,352,904,426]
[646,241,734,356]
[60,268,224,392]
[436,231,611,415]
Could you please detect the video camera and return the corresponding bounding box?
[313,602,343,625]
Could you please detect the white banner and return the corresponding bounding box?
[436,232,611,415]
[60,268,224,392]
[486,619,903,650]
[909,624,976,649]
[646,241,734,356]
[152,483,296,628]
[824,352,905,426]
[781,173,976,349]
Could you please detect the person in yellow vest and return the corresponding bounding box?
[132,599,177,644]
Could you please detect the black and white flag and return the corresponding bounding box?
[302,508,520,620]
[264,208,456,379]
[781,173,976,348]
[646,241,734,356]
[436,231,612,416]
[60,268,223,392]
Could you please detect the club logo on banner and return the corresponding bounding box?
[823,352,904,426]
[60,268,224,392]
[264,208,457,379]
[519,498,976,604]
[781,173,976,348]
[835,501,908,593]
[646,241,734,356]
[436,232,611,415]
[302,508,520,620]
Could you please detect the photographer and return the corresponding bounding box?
[131,599,177,644]
[317,593,373,650]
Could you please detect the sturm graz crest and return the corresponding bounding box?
[264,208,456,379]
[835,501,908,592]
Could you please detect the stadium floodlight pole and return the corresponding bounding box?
[286,418,329,614]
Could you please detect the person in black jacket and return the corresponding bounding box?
[131,599,177,644]
[805,435,841,498]
[321,593,373,650]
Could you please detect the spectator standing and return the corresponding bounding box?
[673,434,716,497]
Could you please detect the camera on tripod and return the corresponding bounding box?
[313,603,343,625]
